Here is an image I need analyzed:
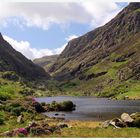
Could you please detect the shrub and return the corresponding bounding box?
[2,71,19,81]
[11,106,26,116]
[0,92,11,101]
[41,102,46,106]
[33,102,45,113]
[4,103,26,116]
[60,101,76,111]
[48,100,76,111]
[19,88,34,96]
[0,113,5,125]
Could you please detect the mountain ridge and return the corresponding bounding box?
[45,2,140,99]
[0,33,50,80]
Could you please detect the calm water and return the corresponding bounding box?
[35,96,140,121]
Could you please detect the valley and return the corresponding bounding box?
[0,2,140,138]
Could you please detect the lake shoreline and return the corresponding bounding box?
[35,96,140,121]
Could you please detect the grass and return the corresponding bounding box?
[52,127,140,137]
[42,120,140,138]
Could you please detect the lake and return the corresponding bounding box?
[35,96,140,121]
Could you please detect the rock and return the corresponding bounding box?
[61,114,65,116]
[130,112,140,127]
[130,113,137,117]
[57,123,68,128]
[101,120,110,128]
[109,120,120,128]
[17,115,23,123]
[111,118,126,127]
[121,113,134,123]
[55,113,59,116]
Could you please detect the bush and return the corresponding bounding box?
[19,88,34,96]
[0,92,11,101]
[48,100,76,111]
[0,113,5,125]
[60,101,76,111]
[2,71,19,81]
[11,106,26,116]
[33,102,45,113]
[41,102,46,106]
[4,103,26,116]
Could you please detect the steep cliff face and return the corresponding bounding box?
[50,3,140,80]
[0,33,50,80]
[48,3,140,98]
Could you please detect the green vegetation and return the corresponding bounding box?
[42,100,76,111]
[52,127,140,137]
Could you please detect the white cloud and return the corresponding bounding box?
[81,1,122,27]
[0,2,124,30]
[66,35,78,41]
[3,34,79,59]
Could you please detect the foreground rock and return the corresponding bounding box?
[101,112,140,129]
[121,113,134,123]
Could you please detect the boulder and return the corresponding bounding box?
[109,120,120,128]
[111,118,126,127]
[121,113,134,123]
[101,120,110,128]
[17,115,23,123]
[130,112,140,127]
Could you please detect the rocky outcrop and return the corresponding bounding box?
[50,3,140,82]
[101,112,140,128]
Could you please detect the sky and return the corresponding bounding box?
[0,2,128,60]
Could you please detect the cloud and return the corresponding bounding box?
[66,35,78,41]
[3,34,78,59]
[0,2,124,30]
[54,34,78,54]
[81,1,122,27]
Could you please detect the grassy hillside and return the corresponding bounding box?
[33,55,58,73]
[47,3,140,99]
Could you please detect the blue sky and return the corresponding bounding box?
[0,2,128,59]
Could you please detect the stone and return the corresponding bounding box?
[101,120,110,128]
[111,118,126,127]
[121,113,134,123]
[109,120,120,129]
[17,115,23,123]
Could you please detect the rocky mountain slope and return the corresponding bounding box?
[0,33,50,80]
[33,55,58,73]
[48,3,140,99]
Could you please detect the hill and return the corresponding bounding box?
[49,3,140,99]
[33,55,58,73]
[0,33,50,80]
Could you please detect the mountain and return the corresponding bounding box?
[0,33,50,80]
[33,55,58,73]
[49,3,140,99]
